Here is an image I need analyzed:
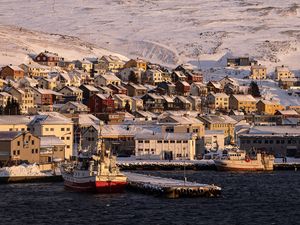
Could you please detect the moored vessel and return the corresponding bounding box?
[61,148,127,193]
[214,148,274,171]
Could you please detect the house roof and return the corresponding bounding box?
[81,85,99,92]
[231,94,256,102]
[135,132,195,141]
[209,92,229,98]
[0,131,23,141]
[160,115,203,125]
[161,95,174,103]
[95,93,110,100]
[30,112,73,125]
[0,116,33,125]
[208,81,221,89]
[40,135,65,147]
[175,96,190,104]
[96,73,120,81]
[199,115,237,124]
[276,110,299,116]
[7,65,24,71]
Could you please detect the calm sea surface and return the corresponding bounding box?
[0,171,300,225]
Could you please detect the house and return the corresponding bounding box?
[0,131,40,165]
[0,92,13,107]
[159,115,205,140]
[207,92,229,110]
[173,96,192,111]
[175,80,190,96]
[144,69,163,84]
[162,95,175,110]
[89,94,115,114]
[173,65,203,83]
[5,87,34,114]
[38,77,57,90]
[32,88,62,109]
[97,86,113,95]
[229,94,257,113]
[0,65,24,80]
[28,112,74,159]
[118,67,143,83]
[275,65,294,81]
[80,125,99,152]
[219,76,239,90]
[227,57,256,67]
[97,55,124,72]
[79,84,100,105]
[190,82,208,97]
[0,115,32,132]
[206,81,222,93]
[274,110,300,119]
[250,65,267,80]
[135,132,197,160]
[198,115,237,144]
[0,79,8,89]
[124,58,147,71]
[73,59,93,73]
[187,95,202,111]
[94,73,121,86]
[113,94,132,111]
[171,71,186,83]
[19,62,50,78]
[278,78,300,89]
[237,126,300,157]
[133,111,157,121]
[256,100,285,115]
[18,77,39,88]
[131,97,144,112]
[55,72,81,89]
[57,86,83,102]
[34,51,62,66]
[125,83,147,97]
[107,83,127,95]
[157,82,176,95]
[141,93,164,113]
[59,101,90,114]
[39,135,65,164]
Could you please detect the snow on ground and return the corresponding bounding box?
[0,25,128,66]
[0,164,51,177]
[1,0,300,68]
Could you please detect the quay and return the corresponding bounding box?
[124,172,221,198]
[274,163,300,171]
[117,159,216,171]
[0,175,63,184]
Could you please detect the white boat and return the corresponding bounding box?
[214,149,274,171]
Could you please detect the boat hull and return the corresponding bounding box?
[214,160,273,171]
[64,179,127,193]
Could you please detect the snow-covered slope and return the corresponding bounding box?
[0,25,127,66]
[1,0,300,68]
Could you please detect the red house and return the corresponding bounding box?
[34,51,62,66]
[175,81,191,96]
[186,71,203,84]
[89,94,115,113]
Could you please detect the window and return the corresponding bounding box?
[67,145,70,149]
[176,140,181,143]
[144,140,150,143]
[13,150,16,155]
[138,140,143,143]
[61,128,65,131]
[32,140,34,145]
[50,128,54,131]
[45,128,49,131]
[164,140,168,143]
[281,140,285,144]
[17,150,20,155]
[157,140,162,143]
[66,136,70,140]
[138,149,143,152]
[17,141,20,146]
[183,140,188,143]
[32,149,34,154]
[61,137,65,140]
[35,149,38,153]
[170,140,175,143]
[66,128,70,131]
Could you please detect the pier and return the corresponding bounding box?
[124,172,221,198]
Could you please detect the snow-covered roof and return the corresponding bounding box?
[0,131,23,140]
[232,94,256,102]
[40,135,65,147]
[0,116,33,125]
[242,125,300,137]
[199,115,237,124]
[135,132,196,141]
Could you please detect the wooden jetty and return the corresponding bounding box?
[124,172,221,199]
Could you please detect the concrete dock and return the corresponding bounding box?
[124,172,221,198]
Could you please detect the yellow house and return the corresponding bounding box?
[229,94,257,113]
[124,58,147,71]
[207,92,229,110]
[38,77,57,90]
[28,112,74,159]
[275,65,294,80]
[250,65,267,80]
[6,87,35,114]
[0,115,32,132]
[19,62,50,78]
[94,73,121,87]
[198,115,237,144]
[145,69,163,84]
[0,79,8,89]
[256,100,285,115]
[98,55,125,72]
[113,94,132,110]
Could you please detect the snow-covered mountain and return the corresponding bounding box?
[1,0,300,68]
